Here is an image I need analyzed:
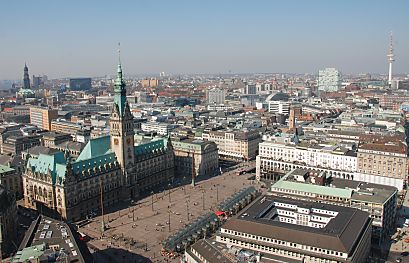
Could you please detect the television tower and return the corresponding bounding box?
[387,32,395,85]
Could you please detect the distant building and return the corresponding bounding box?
[16,64,35,100]
[141,122,178,135]
[244,83,257,94]
[30,107,59,130]
[0,185,17,258]
[69,78,92,91]
[51,119,84,135]
[42,132,72,148]
[32,75,43,88]
[268,100,290,115]
[1,133,42,155]
[172,138,219,179]
[207,88,225,105]
[379,94,409,110]
[141,78,159,88]
[23,63,30,89]
[318,68,341,92]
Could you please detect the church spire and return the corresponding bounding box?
[23,62,30,89]
[114,43,127,116]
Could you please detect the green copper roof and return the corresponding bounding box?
[73,152,116,175]
[77,135,111,161]
[27,152,67,184]
[0,164,14,174]
[12,244,46,263]
[272,179,353,199]
[135,138,168,155]
[113,62,127,116]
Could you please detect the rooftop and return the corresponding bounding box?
[13,216,86,263]
[272,168,397,204]
[222,195,371,253]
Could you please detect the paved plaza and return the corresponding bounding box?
[79,161,261,262]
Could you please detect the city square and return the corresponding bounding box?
[79,162,260,262]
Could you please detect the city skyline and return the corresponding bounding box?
[1,0,409,80]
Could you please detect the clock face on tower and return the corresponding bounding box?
[114,138,119,145]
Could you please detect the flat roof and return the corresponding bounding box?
[272,169,397,204]
[13,216,85,263]
[222,195,371,253]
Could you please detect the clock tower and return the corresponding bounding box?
[110,52,135,173]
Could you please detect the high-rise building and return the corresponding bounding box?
[318,68,341,92]
[32,75,43,88]
[69,78,92,91]
[29,107,59,131]
[244,83,257,94]
[23,63,30,89]
[207,87,226,104]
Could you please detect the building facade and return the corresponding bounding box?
[202,130,261,161]
[268,100,290,115]
[172,138,219,180]
[0,185,17,258]
[207,88,226,105]
[51,119,84,135]
[1,134,42,155]
[214,195,371,263]
[23,61,175,221]
[69,78,92,91]
[318,68,341,92]
[0,164,22,199]
[141,122,178,135]
[30,107,58,130]
[270,168,397,244]
[357,141,408,184]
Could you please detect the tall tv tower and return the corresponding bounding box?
[387,32,395,86]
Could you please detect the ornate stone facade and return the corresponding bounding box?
[23,61,174,222]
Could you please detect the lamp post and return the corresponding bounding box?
[99,177,105,236]
[186,200,190,222]
[202,190,205,210]
[168,208,171,232]
[168,183,171,203]
[151,191,154,211]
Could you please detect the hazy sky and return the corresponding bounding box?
[1,0,408,80]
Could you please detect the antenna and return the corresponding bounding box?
[387,32,395,85]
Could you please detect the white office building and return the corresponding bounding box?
[207,88,226,104]
[268,101,290,114]
[318,68,341,92]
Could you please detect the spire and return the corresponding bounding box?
[113,43,127,116]
[23,62,30,89]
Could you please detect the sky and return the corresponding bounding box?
[0,0,408,80]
